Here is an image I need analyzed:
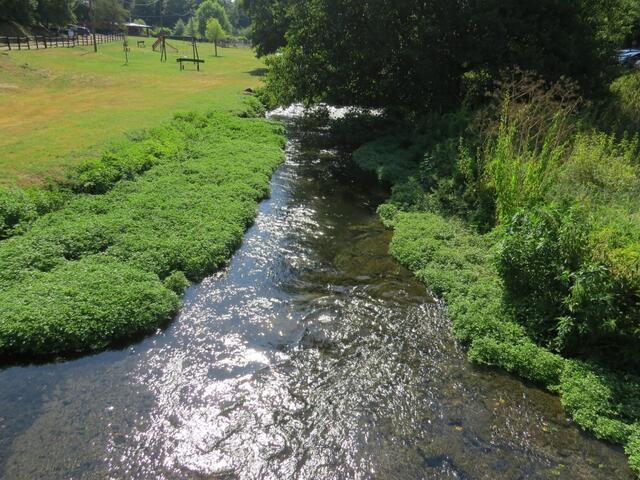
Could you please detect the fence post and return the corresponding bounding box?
[43,36,47,48]
[5,36,9,51]
[35,36,39,49]
[17,37,21,50]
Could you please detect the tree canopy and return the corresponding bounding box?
[205,17,225,55]
[239,0,290,56]
[252,0,637,111]
[195,0,232,37]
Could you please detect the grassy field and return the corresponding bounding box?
[0,36,265,185]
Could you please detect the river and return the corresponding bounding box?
[0,108,633,479]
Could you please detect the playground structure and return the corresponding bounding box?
[122,36,130,64]
[152,36,205,71]
[152,35,179,62]
[176,38,204,71]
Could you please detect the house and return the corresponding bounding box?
[124,22,151,37]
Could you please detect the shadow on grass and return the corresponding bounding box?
[247,67,268,77]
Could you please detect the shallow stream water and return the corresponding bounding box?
[0,109,633,479]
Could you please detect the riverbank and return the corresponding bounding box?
[0,105,285,360]
[376,207,640,475]
[346,79,640,474]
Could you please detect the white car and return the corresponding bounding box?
[618,49,640,67]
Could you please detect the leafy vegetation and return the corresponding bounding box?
[254,0,636,110]
[345,73,640,472]
[0,108,285,359]
[374,200,640,475]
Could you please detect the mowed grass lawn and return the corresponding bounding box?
[0,36,265,185]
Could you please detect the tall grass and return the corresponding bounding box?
[485,109,567,224]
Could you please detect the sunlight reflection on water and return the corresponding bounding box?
[0,106,633,480]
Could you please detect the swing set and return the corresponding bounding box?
[124,35,204,71]
[176,38,205,71]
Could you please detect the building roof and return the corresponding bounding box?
[123,22,151,28]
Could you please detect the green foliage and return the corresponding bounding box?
[0,111,285,359]
[36,0,75,27]
[551,132,640,208]
[0,0,75,28]
[206,17,226,56]
[185,17,198,38]
[240,0,291,57]
[0,256,179,357]
[497,207,588,342]
[257,0,625,109]
[628,426,640,476]
[0,186,69,239]
[0,0,38,25]
[91,0,128,29]
[163,270,190,295]
[558,360,640,443]
[195,0,232,38]
[353,136,423,186]
[487,116,567,224]
[173,18,185,36]
[598,72,640,132]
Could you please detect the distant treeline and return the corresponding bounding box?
[0,0,250,37]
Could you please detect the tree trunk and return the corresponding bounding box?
[214,41,218,57]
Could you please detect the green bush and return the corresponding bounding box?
[628,426,640,476]
[0,111,285,358]
[353,135,424,185]
[0,187,69,239]
[558,360,640,444]
[386,209,639,472]
[0,256,180,358]
[163,271,190,294]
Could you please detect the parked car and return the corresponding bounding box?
[618,49,640,67]
[66,24,91,36]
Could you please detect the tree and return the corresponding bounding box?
[218,0,251,34]
[195,0,232,38]
[206,17,225,56]
[258,0,629,111]
[185,16,198,38]
[36,0,76,27]
[240,0,290,56]
[0,0,37,25]
[173,17,185,35]
[75,0,127,29]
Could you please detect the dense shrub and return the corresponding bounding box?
[383,209,639,474]
[0,186,69,239]
[0,111,285,358]
[0,257,180,357]
[628,426,640,475]
[354,78,640,470]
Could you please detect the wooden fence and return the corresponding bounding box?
[1,33,124,51]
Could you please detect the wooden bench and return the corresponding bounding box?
[137,40,145,48]
[177,57,205,71]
